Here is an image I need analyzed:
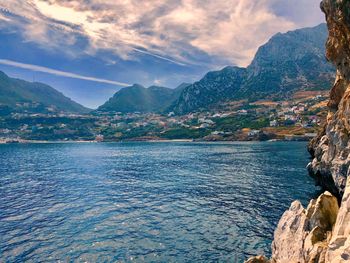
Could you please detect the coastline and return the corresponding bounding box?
[247,1,350,262]
[0,138,309,144]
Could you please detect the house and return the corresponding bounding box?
[211,131,222,135]
[270,120,278,127]
[95,134,104,142]
[198,118,215,125]
[309,115,319,123]
[248,130,261,136]
[200,123,211,129]
[284,114,297,121]
[305,133,317,138]
[237,110,248,115]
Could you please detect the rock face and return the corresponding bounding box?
[245,190,343,263]
[271,192,339,263]
[326,177,350,262]
[260,178,350,263]
[247,1,350,262]
[245,255,270,263]
[308,0,350,198]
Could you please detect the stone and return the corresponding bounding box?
[271,192,338,263]
[308,0,350,198]
[326,177,350,262]
[249,1,350,262]
[245,255,270,263]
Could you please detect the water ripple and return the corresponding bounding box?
[0,142,316,262]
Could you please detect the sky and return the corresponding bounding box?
[0,0,325,108]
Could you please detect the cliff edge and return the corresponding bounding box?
[308,0,350,199]
[247,1,350,262]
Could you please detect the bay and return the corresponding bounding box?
[0,142,317,262]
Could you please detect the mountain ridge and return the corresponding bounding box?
[97,24,334,115]
[171,23,335,114]
[0,70,89,114]
[98,83,188,113]
[1,23,334,116]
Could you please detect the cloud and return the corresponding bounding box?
[0,0,324,67]
[0,59,130,86]
[270,0,324,28]
[164,0,296,66]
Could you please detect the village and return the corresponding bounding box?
[0,92,327,143]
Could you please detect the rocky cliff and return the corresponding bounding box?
[246,0,350,262]
[308,0,350,198]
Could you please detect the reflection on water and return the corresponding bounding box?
[0,142,316,262]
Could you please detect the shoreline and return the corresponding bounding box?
[0,139,309,144]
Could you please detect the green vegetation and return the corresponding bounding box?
[98,83,188,113]
[215,116,270,131]
[0,71,89,114]
[160,128,210,139]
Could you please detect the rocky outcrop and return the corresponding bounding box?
[247,1,350,262]
[308,0,350,198]
[245,192,339,263]
[326,176,350,262]
[245,255,270,263]
[271,192,339,263]
[263,178,350,263]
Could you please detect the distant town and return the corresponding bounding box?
[0,90,327,143]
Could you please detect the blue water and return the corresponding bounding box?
[0,142,317,262]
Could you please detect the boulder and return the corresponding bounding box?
[271,192,338,263]
[245,255,270,263]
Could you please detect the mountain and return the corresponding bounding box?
[98,83,189,113]
[98,24,334,115]
[0,71,89,114]
[172,23,335,114]
[172,66,247,114]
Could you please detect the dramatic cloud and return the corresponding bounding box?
[0,59,130,86]
[0,0,324,67]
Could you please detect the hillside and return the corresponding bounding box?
[98,83,188,113]
[0,71,89,114]
[172,23,335,114]
[98,24,333,116]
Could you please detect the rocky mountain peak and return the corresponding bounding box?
[171,24,334,114]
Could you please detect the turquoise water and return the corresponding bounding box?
[0,142,317,262]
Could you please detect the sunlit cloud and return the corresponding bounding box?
[0,59,130,86]
[0,0,324,67]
